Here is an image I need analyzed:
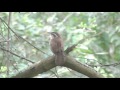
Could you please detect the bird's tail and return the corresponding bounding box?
[55,52,65,66]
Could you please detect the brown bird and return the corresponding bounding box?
[49,32,65,66]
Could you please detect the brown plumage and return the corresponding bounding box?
[49,32,65,66]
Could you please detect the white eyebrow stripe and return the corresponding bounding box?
[52,33,58,37]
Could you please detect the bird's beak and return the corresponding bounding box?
[47,32,51,34]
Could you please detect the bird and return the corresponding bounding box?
[48,32,65,66]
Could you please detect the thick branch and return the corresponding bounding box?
[11,56,56,78]
[11,55,104,78]
[64,56,104,78]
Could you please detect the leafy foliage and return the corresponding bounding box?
[0,12,120,78]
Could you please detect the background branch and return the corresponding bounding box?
[65,30,105,54]
[0,47,34,63]
[6,12,12,75]
[88,61,120,67]
[0,12,116,78]
[0,17,49,56]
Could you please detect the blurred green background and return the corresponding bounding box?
[0,12,120,78]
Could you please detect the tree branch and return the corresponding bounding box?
[65,30,105,54]
[0,17,49,56]
[11,55,104,78]
[0,47,34,63]
[88,61,120,67]
[11,56,56,78]
[6,12,12,75]
[64,56,104,78]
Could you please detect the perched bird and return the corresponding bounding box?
[49,32,65,66]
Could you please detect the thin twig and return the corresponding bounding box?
[0,40,10,43]
[61,13,74,23]
[0,47,35,63]
[54,67,59,78]
[6,12,12,75]
[53,13,74,26]
[0,17,49,56]
[88,61,120,67]
[7,12,11,51]
[50,70,59,78]
[65,30,106,54]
